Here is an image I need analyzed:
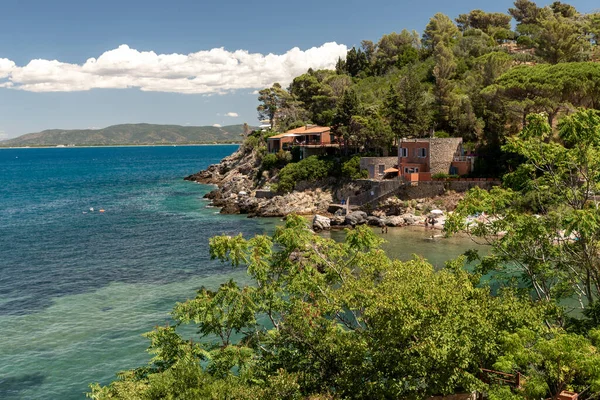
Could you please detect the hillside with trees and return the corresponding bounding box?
[0,123,252,146]
[257,0,600,176]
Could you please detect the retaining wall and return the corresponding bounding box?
[347,179,501,206]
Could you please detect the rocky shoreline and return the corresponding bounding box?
[185,145,462,230]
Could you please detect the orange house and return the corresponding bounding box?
[266,125,337,155]
[398,138,474,181]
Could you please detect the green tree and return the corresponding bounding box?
[487,62,600,127]
[90,215,600,399]
[494,329,600,398]
[384,68,433,138]
[446,110,600,312]
[372,30,421,74]
[509,0,543,25]
[345,47,370,77]
[433,43,457,132]
[257,83,288,130]
[534,14,590,63]
[456,9,513,42]
[423,13,461,52]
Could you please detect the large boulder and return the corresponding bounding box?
[385,216,405,227]
[345,211,368,226]
[328,204,347,215]
[367,216,385,227]
[312,215,331,231]
[238,197,259,214]
[330,215,346,226]
[401,213,417,225]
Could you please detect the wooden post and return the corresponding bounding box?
[516,372,521,389]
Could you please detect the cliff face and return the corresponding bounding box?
[184,146,334,217]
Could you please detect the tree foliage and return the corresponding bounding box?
[446,110,600,313]
[90,217,584,399]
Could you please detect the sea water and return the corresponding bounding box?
[0,146,479,399]
[0,146,279,399]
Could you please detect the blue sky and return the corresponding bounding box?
[0,0,597,138]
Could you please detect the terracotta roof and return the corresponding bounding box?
[286,125,330,135]
[267,133,289,139]
[267,126,331,140]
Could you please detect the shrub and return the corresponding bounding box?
[434,130,450,138]
[261,151,292,172]
[243,136,260,151]
[276,150,292,165]
[276,156,333,193]
[341,156,368,180]
[261,153,279,171]
[432,173,449,179]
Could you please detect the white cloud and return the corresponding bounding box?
[0,43,347,94]
[212,123,222,127]
[225,112,238,117]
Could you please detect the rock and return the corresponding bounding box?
[367,216,385,227]
[385,216,405,227]
[372,210,386,218]
[401,213,416,225]
[328,204,347,215]
[220,202,240,214]
[312,215,331,231]
[238,197,259,214]
[345,211,368,226]
[330,215,346,226]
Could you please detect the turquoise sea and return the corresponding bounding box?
[0,146,477,399]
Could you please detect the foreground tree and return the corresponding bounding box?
[446,109,600,313]
[90,216,578,399]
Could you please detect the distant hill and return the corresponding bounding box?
[0,123,250,146]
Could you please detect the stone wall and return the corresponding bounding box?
[347,179,404,206]
[346,179,500,206]
[359,157,398,180]
[429,138,462,175]
[398,180,501,199]
[255,189,275,199]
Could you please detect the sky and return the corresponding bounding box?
[0,0,598,139]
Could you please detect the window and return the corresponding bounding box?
[378,165,385,175]
[400,147,408,157]
[417,148,427,158]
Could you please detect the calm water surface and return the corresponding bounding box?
[0,146,479,399]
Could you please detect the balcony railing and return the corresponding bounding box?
[453,156,475,162]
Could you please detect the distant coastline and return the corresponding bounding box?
[0,122,252,147]
[0,142,242,149]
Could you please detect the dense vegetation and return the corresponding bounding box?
[257,0,600,176]
[0,123,252,146]
[89,214,600,399]
[90,2,600,398]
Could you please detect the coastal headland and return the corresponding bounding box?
[185,142,475,231]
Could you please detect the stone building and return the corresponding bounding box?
[398,138,475,181]
[359,157,398,180]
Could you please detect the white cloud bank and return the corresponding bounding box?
[225,112,239,117]
[0,42,347,94]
